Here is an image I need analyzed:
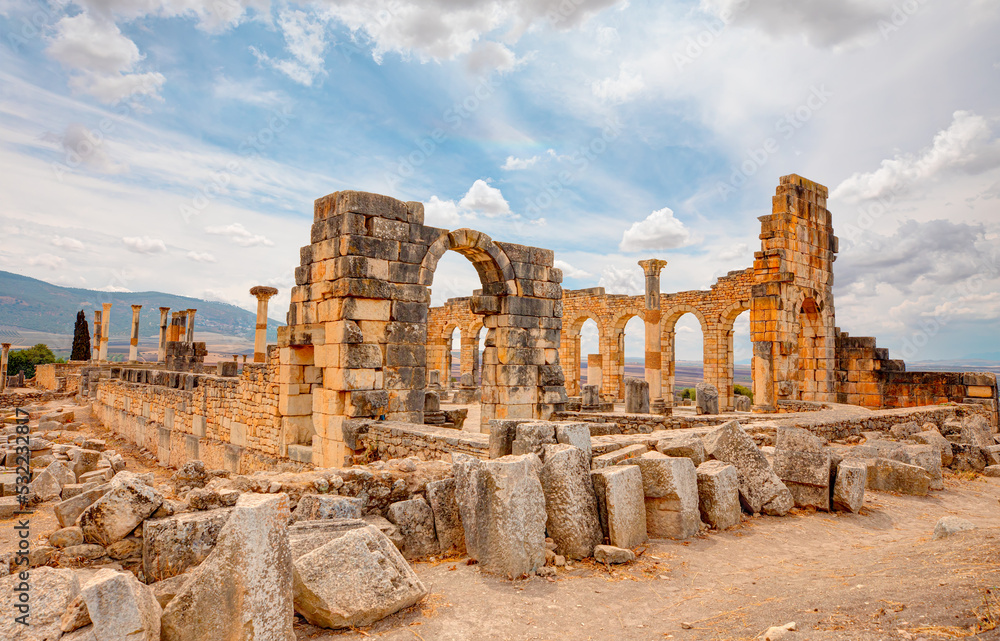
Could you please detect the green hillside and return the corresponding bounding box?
[0,270,283,341]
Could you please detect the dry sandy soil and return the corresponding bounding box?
[3,397,999,641]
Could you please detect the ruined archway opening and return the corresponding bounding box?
[672,313,705,407]
[729,309,753,411]
[579,319,600,386]
[621,315,645,403]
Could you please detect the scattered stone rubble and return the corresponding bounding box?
[2,398,998,639]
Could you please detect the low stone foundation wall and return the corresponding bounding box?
[753,404,986,442]
[35,361,88,393]
[0,390,66,408]
[357,422,489,462]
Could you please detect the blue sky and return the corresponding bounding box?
[0,0,998,362]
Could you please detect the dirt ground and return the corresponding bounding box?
[4,397,1000,640]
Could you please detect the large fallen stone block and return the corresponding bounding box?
[292,495,363,522]
[620,452,699,540]
[554,422,593,462]
[591,465,647,549]
[866,458,931,496]
[426,478,464,554]
[453,453,547,577]
[79,472,163,546]
[143,508,232,582]
[72,450,101,481]
[0,567,80,640]
[539,444,602,559]
[81,568,162,641]
[695,383,719,415]
[29,465,64,502]
[386,498,438,559]
[288,519,367,559]
[695,460,741,529]
[292,524,426,629]
[624,378,650,414]
[773,427,832,510]
[160,493,295,641]
[910,429,954,467]
[488,419,525,459]
[592,443,648,469]
[655,435,706,466]
[950,443,987,472]
[702,421,793,516]
[832,460,866,513]
[55,484,111,528]
[961,415,993,448]
[511,422,556,457]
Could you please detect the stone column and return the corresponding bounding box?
[129,305,142,362]
[185,309,197,343]
[99,303,111,362]
[92,310,102,361]
[0,343,10,393]
[250,287,278,363]
[587,353,603,391]
[639,259,668,413]
[158,307,170,362]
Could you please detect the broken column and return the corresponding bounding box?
[587,354,602,391]
[591,464,647,548]
[251,286,279,363]
[185,309,196,342]
[99,302,111,362]
[581,384,600,409]
[0,343,9,393]
[621,452,700,540]
[773,426,832,510]
[625,377,650,414]
[93,309,102,361]
[696,382,719,415]
[158,307,170,362]
[702,420,793,516]
[129,304,142,362]
[539,444,603,559]
[638,259,667,413]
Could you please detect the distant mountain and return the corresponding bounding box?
[0,270,284,342]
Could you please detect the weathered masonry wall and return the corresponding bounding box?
[35,361,87,393]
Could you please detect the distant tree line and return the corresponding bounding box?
[5,344,63,378]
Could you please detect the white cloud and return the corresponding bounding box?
[26,253,66,269]
[718,242,749,261]
[553,259,591,279]
[213,76,289,109]
[186,250,217,263]
[424,195,463,228]
[42,123,127,174]
[97,284,132,292]
[598,265,640,294]
[592,66,644,104]
[619,207,691,252]
[252,10,330,86]
[73,0,262,32]
[205,222,275,247]
[832,111,1000,204]
[52,236,85,251]
[502,154,543,171]
[46,12,165,104]
[466,41,522,75]
[123,236,167,253]
[458,179,512,218]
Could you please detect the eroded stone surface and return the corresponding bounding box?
[539,444,602,559]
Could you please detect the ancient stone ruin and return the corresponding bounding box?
[2,173,998,639]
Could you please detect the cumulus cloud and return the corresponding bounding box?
[73,0,262,32]
[424,195,463,228]
[51,236,85,251]
[700,0,897,48]
[123,235,167,253]
[42,123,127,174]
[619,207,691,252]
[592,66,644,104]
[205,222,275,247]
[458,179,512,217]
[832,111,1000,204]
[251,10,330,86]
[186,250,217,263]
[553,259,591,279]
[837,219,995,295]
[718,243,750,261]
[598,265,640,294]
[501,154,541,171]
[26,253,67,269]
[466,41,522,75]
[46,13,165,104]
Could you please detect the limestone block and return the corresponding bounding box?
[143,508,233,582]
[581,385,600,408]
[702,421,793,516]
[452,453,547,577]
[624,378,649,414]
[951,443,987,472]
[150,574,191,610]
[961,415,993,448]
[81,568,161,641]
[55,484,110,528]
[288,519,367,559]
[292,525,426,629]
[160,493,295,641]
[72,450,101,479]
[50,526,85,548]
[0,567,80,641]
[29,465,64,502]
[655,435,706,466]
[933,516,975,540]
[79,472,164,546]
[592,443,648,469]
[832,461,866,513]
[593,545,634,564]
[488,419,526,459]
[620,452,699,540]
[695,383,719,415]
[734,395,752,412]
[538,444,602,559]
[292,495,363,522]
[511,422,556,457]
[695,460,741,530]
[773,427,831,510]
[910,429,954,467]
[386,498,438,559]
[986,445,1000,466]
[865,458,930,496]
[426,478,464,554]
[554,422,593,462]
[590,465,647,549]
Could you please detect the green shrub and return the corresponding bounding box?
[734,384,753,402]
[6,344,59,378]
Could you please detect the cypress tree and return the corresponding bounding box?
[71,310,91,361]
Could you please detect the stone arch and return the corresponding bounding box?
[660,305,709,406]
[609,312,644,401]
[718,300,752,411]
[561,313,606,396]
[420,229,517,296]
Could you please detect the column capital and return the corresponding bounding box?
[159,306,170,312]
[131,304,142,312]
[638,259,668,277]
[101,302,112,311]
[1,343,11,350]
[250,286,279,301]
